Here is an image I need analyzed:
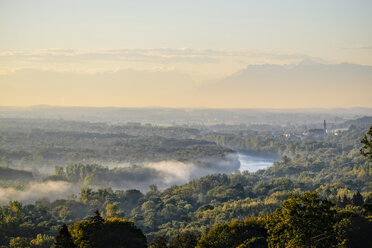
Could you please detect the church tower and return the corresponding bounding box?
[323,120,327,134]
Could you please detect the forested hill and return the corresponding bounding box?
[0,119,232,166]
[0,123,371,247]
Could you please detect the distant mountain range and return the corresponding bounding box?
[197,61,372,108]
[1,61,371,108]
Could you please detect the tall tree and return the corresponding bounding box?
[340,195,350,208]
[266,191,340,248]
[351,191,364,207]
[360,126,372,160]
[360,126,372,214]
[69,214,147,248]
[90,209,104,223]
[55,224,76,248]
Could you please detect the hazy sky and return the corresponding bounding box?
[1,0,371,108]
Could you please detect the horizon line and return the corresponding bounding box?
[0,105,371,110]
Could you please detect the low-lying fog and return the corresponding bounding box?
[0,152,275,204]
[0,181,79,205]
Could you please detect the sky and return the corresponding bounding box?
[0,0,372,108]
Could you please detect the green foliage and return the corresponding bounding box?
[9,237,29,248]
[105,203,123,218]
[236,237,267,248]
[266,191,341,248]
[69,211,147,248]
[360,126,372,160]
[0,119,229,167]
[55,224,75,248]
[197,218,267,248]
[30,234,55,248]
[169,232,198,248]
[341,215,372,247]
[149,236,168,248]
[351,191,364,207]
[1,120,372,246]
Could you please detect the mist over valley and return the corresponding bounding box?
[0,114,369,203]
[1,1,372,246]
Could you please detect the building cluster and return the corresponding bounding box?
[283,120,347,139]
[303,120,327,136]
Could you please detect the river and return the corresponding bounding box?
[237,152,275,172]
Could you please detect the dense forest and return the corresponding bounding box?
[0,119,231,166]
[0,117,371,247]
